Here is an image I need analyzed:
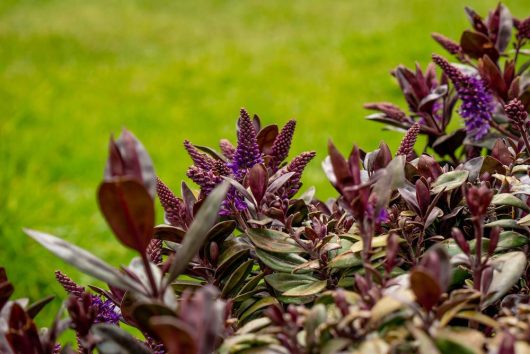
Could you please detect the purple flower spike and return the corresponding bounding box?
[282,151,316,196]
[184,140,215,170]
[55,271,85,298]
[219,139,236,160]
[432,54,493,140]
[186,166,222,197]
[270,120,296,171]
[230,108,263,176]
[156,176,186,227]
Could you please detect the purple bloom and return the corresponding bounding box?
[186,166,223,197]
[184,140,215,170]
[270,120,296,171]
[90,295,120,325]
[229,108,263,177]
[376,208,389,224]
[156,176,187,228]
[432,54,493,140]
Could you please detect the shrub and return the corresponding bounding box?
[2,3,530,353]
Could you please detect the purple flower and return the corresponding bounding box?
[184,140,215,170]
[156,176,187,228]
[90,295,120,325]
[432,54,493,140]
[229,108,263,177]
[186,166,223,197]
[270,120,296,171]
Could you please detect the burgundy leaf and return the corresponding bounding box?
[98,178,155,253]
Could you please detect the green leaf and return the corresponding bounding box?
[221,259,254,298]
[255,249,310,273]
[24,229,144,293]
[482,251,527,308]
[239,297,279,323]
[485,219,524,229]
[93,324,151,354]
[491,193,530,211]
[282,280,327,297]
[517,213,530,226]
[497,231,529,251]
[327,251,362,269]
[265,273,319,292]
[246,228,304,253]
[431,170,469,194]
[166,182,229,284]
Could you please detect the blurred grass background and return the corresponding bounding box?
[1,0,528,326]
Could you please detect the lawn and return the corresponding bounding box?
[1,0,528,326]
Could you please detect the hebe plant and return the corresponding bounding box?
[2,3,530,353]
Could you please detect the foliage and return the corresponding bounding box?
[2,3,530,353]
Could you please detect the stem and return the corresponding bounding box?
[141,252,159,298]
[472,217,484,291]
[519,125,530,156]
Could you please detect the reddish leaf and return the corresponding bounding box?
[248,164,268,204]
[98,178,155,253]
[460,30,499,61]
[410,269,442,311]
[479,55,507,98]
[150,316,198,354]
[256,125,279,155]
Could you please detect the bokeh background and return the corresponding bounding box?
[1,0,528,325]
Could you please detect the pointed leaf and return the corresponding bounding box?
[98,178,154,253]
[24,229,144,293]
[246,228,304,253]
[166,182,229,283]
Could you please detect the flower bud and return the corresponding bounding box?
[452,227,470,255]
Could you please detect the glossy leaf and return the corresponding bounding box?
[98,178,154,253]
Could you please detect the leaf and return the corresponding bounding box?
[149,316,198,354]
[482,251,527,308]
[282,280,327,297]
[153,224,186,243]
[460,30,498,61]
[454,311,499,329]
[266,172,296,194]
[517,213,530,226]
[105,129,156,198]
[497,231,529,250]
[486,219,524,229]
[93,323,151,354]
[256,124,279,155]
[166,182,229,284]
[305,304,326,349]
[255,249,309,273]
[246,228,304,253]
[265,273,319,292]
[431,170,469,194]
[24,228,144,293]
[222,176,256,205]
[239,297,279,323]
[327,251,362,269]
[492,193,530,211]
[495,4,513,53]
[410,269,441,311]
[221,259,254,298]
[98,178,155,253]
[26,295,54,319]
[350,234,392,253]
[248,164,268,204]
[432,129,466,157]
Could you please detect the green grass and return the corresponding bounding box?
[1,0,528,327]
